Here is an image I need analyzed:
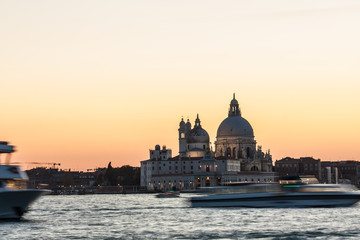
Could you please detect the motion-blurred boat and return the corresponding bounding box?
[155,190,180,198]
[0,141,50,219]
[190,177,360,208]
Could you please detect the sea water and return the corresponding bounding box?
[1,194,360,239]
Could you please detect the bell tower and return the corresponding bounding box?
[178,117,187,157]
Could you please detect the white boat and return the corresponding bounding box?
[0,141,50,219]
[190,179,360,208]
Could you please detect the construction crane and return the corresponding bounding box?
[24,162,61,169]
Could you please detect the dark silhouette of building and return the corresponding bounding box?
[25,164,141,194]
[26,167,96,189]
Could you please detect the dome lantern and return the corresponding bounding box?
[194,114,201,128]
[229,93,241,117]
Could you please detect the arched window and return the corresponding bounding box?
[246,147,251,158]
[250,166,259,171]
[233,148,236,159]
[205,178,210,187]
[220,149,223,156]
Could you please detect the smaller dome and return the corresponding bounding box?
[155,145,161,151]
[188,128,209,143]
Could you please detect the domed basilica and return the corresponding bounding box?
[141,94,274,191]
[178,94,272,172]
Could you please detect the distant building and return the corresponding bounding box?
[274,158,360,187]
[274,157,321,180]
[26,167,96,189]
[141,95,275,191]
[320,161,360,186]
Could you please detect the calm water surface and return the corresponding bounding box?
[1,194,360,239]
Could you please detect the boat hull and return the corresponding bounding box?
[0,189,50,219]
[191,192,360,208]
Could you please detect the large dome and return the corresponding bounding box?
[217,116,254,138]
[188,128,210,143]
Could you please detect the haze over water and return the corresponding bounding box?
[1,194,360,239]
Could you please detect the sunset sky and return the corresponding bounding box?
[1,0,359,170]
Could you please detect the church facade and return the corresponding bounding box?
[140,95,275,191]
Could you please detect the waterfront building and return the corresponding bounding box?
[274,157,322,180]
[274,158,360,187]
[141,95,275,191]
[26,165,141,194]
[26,167,96,189]
[320,161,360,186]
